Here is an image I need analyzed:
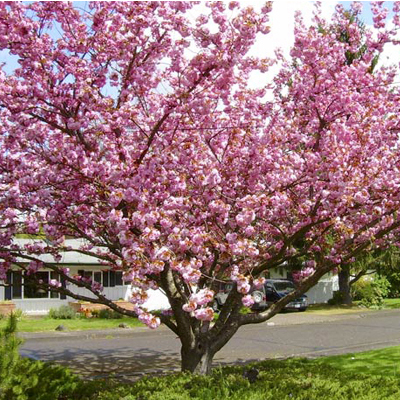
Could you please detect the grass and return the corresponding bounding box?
[314,345,400,377]
[304,298,400,315]
[381,298,400,309]
[305,303,365,315]
[0,315,143,332]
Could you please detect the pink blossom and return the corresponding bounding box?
[182,300,197,313]
[0,262,10,280]
[253,277,266,289]
[235,210,255,227]
[237,280,251,294]
[190,289,214,306]
[182,268,201,283]
[193,307,214,321]
[292,267,315,283]
[91,281,103,293]
[226,233,238,243]
[204,168,221,186]
[27,261,42,275]
[49,279,62,288]
[138,312,161,329]
[242,294,255,307]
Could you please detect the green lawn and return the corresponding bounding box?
[304,298,400,315]
[305,303,366,315]
[314,345,400,377]
[0,316,143,332]
[381,298,400,309]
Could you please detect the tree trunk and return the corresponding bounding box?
[181,340,215,375]
[338,265,352,305]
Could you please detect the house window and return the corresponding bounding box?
[77,270,124,288]
[50,271,60,299]
[5,271,62,300]
[11,271,22,299]
[24,271,49,298]
[115,271,123,286]
[103,271,109,287]
[94,272,102,283]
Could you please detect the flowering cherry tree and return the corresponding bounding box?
[1,1,400,374]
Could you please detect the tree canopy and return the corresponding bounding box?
[1,1,400,373]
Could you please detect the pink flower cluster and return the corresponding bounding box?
[242,294,255,307]
[137,310,161,329]
[27,261,43,275]
[193,307,214,321]
[0,262,10,280]
[231,268,251,294]
[171,259,202,284]
[49,279,62,288]
[292,266,316,283]
[182,289,215,321]
[252,277,266,289]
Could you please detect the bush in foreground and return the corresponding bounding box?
[100,359,400,400]
[2,358,400,399]
[0,314,93,400]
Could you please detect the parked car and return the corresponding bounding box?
[212,279,308,312]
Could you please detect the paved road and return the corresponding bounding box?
[20,309,400,380]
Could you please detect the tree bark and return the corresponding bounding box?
[180,339,215,375]
[338,265,352,305]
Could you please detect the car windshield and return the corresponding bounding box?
[273,281,295,292]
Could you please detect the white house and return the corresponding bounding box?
[0,239,337,315]
[268,267,339,304]
[0,239,170,315]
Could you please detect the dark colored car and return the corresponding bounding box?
[213,279,308,312]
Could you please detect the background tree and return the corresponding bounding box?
[335,246,400,305]
[1,2,400,374]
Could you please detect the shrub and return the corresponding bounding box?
[0,313,23,394]
[0,314,97,400]
[327,291,345,305]
[98,308,123,319]
[383,271,400,298]
[1,357,89,400]
[352,275,391,308]
[48,305,77,320]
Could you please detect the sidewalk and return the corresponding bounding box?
[19,308,390,342]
